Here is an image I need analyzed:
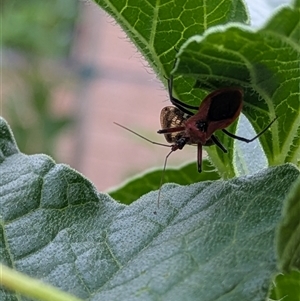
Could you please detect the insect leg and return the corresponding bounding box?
[167,76,198,111]
[157,126,186,134]
[211,135,228,153]
[197,143,203,173]
[222,117,278,143]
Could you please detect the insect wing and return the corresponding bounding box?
[204,88,243,138]
[207,88,243,122]
[160,106,189,143]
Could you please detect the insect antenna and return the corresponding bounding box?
[156,148,174,211]
[114,122,175,212]
[113,122,171,148]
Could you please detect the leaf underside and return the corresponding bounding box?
[175,1,300,175]
[96,0,300,178]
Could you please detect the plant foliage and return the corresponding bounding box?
[1,0,299,300]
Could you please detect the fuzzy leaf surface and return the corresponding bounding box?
[1,117,299,301]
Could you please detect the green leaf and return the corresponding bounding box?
[269,271,300,301]
[1,117,299,301]
[175,1,300,176]
[94,0,249,79]
[277,173,300,272]
[109,160,220,205]
[94,0,299,178]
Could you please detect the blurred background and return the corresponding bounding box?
[1,0,290,192]
[1,0,195,192]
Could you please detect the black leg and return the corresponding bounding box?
[222,117,278,143]
[167,76,199,111]
[211,135,228,153]
[197,143,203,173]
[165,63,199,116]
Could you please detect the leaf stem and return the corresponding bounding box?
[0,264,83,301]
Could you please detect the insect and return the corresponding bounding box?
[157,72,277,173]
[115,68,277,208]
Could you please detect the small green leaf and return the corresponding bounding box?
[1,117,299,301]
[109,159,220,205]
[269,270,300,301]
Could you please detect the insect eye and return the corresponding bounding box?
[174,135,189,149]
[196,121,207,132]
